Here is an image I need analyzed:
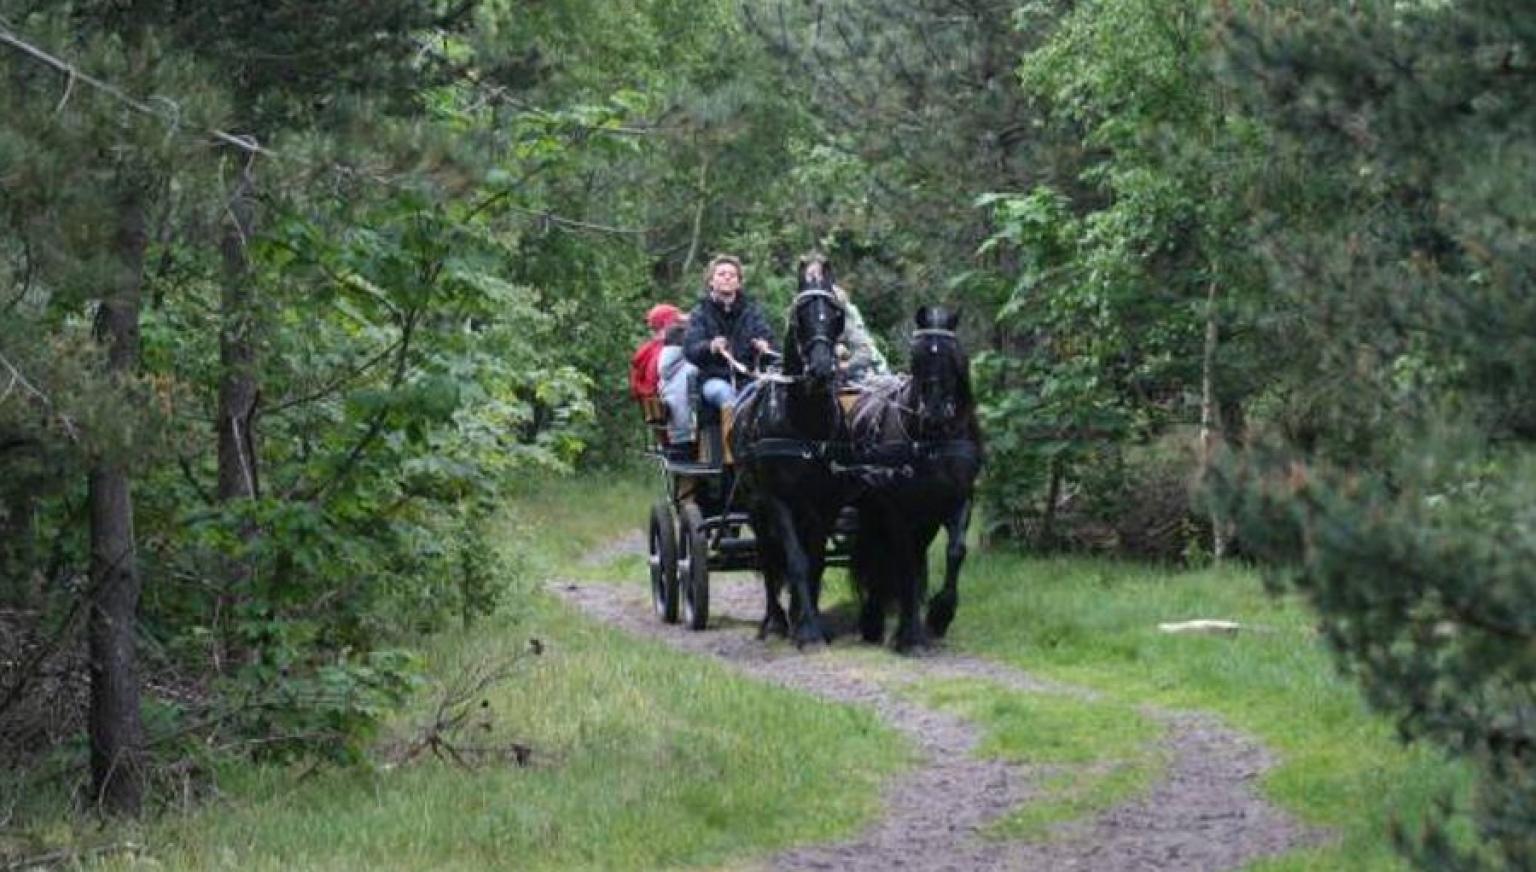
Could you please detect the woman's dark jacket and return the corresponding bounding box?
[683,291,776,382]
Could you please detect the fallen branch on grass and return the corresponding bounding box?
[1,840,142,872]
[391,648,541,771]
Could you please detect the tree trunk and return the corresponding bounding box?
[1040,455,1064,550]
[1219,395,1246,451]
[88,182,149,816]
[680,154,710,279]
[217,158,259,504]
[1199,280,1228,561]
[215,154,260,668]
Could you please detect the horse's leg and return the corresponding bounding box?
[754,506,789,639]
[803,516,834,643]
[759,569,789,639]
[926,498,972,638]
[767,498,824,647]
[853,501,891,645]
[856,539,887,646]
[892,529,932,653]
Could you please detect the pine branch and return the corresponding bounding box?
[0,26,271,157]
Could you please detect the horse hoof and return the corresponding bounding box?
[926,602,956,638]
[891,627,930,655]
[859,607,885,645]
[758,614,789,640]
[792,623,827,649]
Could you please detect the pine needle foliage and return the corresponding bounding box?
[1213,1,1536,866]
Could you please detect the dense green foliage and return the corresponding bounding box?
[0,0,808,807]
[1209,2,1536,867]
[3,0,1533,867]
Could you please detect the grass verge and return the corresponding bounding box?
[93,599,906,871]
[944,550,1471,870]
[502,465,658,584]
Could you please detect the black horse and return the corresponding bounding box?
[849,305,983,652]
[731,255,848,645]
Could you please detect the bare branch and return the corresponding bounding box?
[0,26,273,158]
[0,351,79,443]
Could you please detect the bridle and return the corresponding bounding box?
[788,288,844,360]
[910,326,964,432]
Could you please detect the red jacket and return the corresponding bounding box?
[629,338,664,398]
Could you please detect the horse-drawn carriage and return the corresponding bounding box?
[639,368,858,633]
[637,257,982,650]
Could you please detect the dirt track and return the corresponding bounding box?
[554,536,1323,871]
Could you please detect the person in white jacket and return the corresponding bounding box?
[834,284,889,382]
[657,317,697,459]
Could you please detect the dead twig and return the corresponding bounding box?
[1,840,141,872]
[393,650,541,771]
[0,352,80,443]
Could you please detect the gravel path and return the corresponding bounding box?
[551,544,1324,872]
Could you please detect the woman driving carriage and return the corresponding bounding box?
[683,255,776,411]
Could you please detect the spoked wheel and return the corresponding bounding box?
[678,502,710,631]
[649,500,679,624]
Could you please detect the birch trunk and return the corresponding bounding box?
[681,155,710,279]
[1199,280,1227,560]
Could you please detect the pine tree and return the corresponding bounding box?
[1216,1,1536,866]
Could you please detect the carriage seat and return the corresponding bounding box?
[638,394,668,428]
[636,393,675,458]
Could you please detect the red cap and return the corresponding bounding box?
[646,303,682,330]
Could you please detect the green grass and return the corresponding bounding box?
[12,468,1474,870]
[553,471,1462,866]
[49,468,911,871]
[944,551,1471,870]
[93,599,907,871]
[501,465,658,583]
[906,678,1163,838]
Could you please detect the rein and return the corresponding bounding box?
[719,347,786,394]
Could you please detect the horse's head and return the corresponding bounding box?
[910,305,970,431]
[787,254,846,389]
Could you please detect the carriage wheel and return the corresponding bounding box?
[649,500,680,624]
[679,503,710,631]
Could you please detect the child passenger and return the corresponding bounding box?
[629,303,681,400]
[657,316,696,460]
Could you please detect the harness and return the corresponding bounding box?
[737,436,980,467]
[732,294,982,479]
